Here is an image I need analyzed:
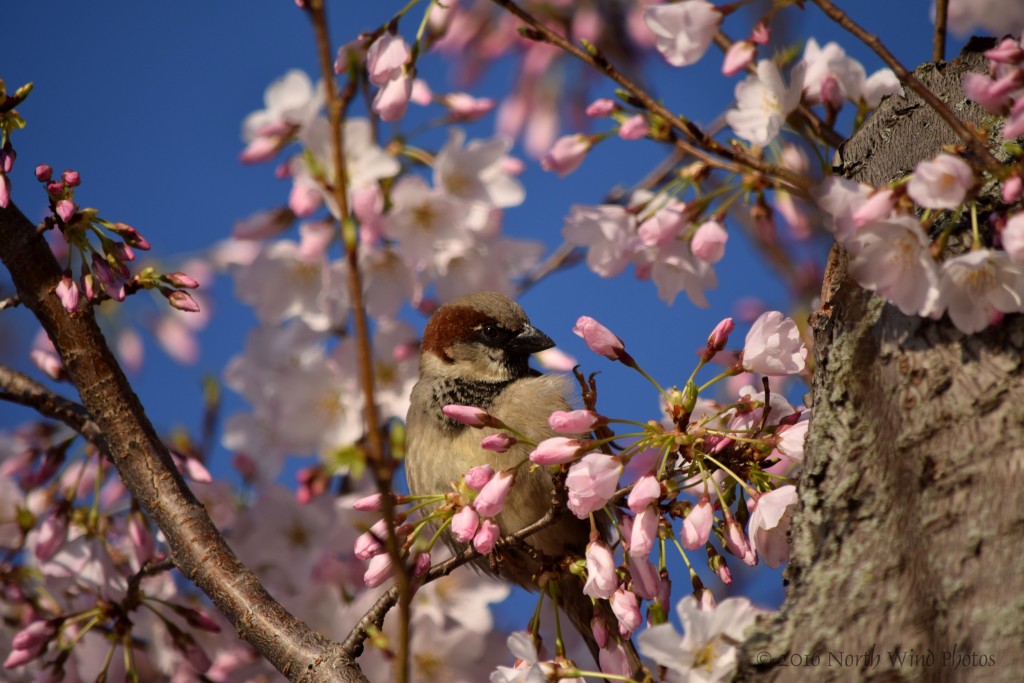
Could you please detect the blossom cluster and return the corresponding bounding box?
[355,311,807,681]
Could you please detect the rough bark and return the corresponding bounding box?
[738,41,1024,682]
[0,203,368,683]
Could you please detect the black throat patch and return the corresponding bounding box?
[431,377,516,431]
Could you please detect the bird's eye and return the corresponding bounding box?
[480,324,501,341]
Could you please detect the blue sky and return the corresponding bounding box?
[2,1,958,616]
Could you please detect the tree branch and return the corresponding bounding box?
[0,364,105,444]
[933,0,948,62]
[0,201,366,683]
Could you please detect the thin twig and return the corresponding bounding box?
[306,2,412,681]
[809,0,1003,173]
[0,363,105,444]
[933,0,948,63]
[488,0,813,196]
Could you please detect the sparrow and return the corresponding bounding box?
[405,291,642,674]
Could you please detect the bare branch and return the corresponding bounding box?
[933,0,948,62]
[0,364,104,444]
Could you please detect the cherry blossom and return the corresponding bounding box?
[562,204,639,277]
[638,596,760,683]
[748,485,798,568]
[680,496,714,550]
[649,239,718,307]
[907,153,974,209]
[742,311,807,376]
[540,134,591,177]
[1002,211,1024,263]
[725,60,805,148]
[433,129,525,208]
[691,219,728,264]
[583,539,618,599]
[946,0,1024,37]
[572,316,626,360]
[643,0,721,67]
[940,249,1024,333]
[241,69,324,162]
[847,216,944,317]
[565,453,623,518]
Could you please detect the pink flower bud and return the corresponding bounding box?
[354,519,388,560]
[618,114,649,140]
[166,290,201,313]
[129,514,155,565]
[0,141,14,173]
[566,453,622,518]
[1003,175,1023,203]
[366,33,410,87]
[62,170,81,187]
[628,505,659,559]
[445,92,496,120]
[573,316,628,361]
[715,559,732,584]
[585,98,617,117]
[4,646,39,669]
[442,404,497,428]
[45,181,63,195]
[35,164,53,182]
[591,616,609,649]
[363,553,394,587]
[55,199,76,223]
[109,241,135,263]
[451,505,480,543]
[630,557,660,599]
[610,588,641,636]
[463,464,495,490]
[11,620,56,651]
[680,496,713,549]
[627,475,661,513]
[474,469,515,517]
[0,174,8,209]
[722,40,755,76]
[703,317,735,360]
[529,437,585,466]
[181,607,222,633]
[413,551,431,577]
[583,539,617,599]
[548,409,600,434]
[691,219,728,263]
[540,134,591,177]
[162,272,200,289]
[751,22,771,44]
[472,518,500,554]
[353,493,385,511]
[480,433,517,452]
[55,276,80,314]
[110,222,151,250]
[852,188,896,227]
[372,71,413,122]
[725,519,757,566]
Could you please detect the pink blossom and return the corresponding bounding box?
[722,41,756,76]
[946,0,1024,38]
[55,199,76,223]
[628,505,659,558]
[592,616,609,649]
[851,188,896,227]
[630,557,660,599]
[726,60,805,147]
[35,164,52,181]
[540,134,591,177]
[1002,212,1024,263]
[776,415,810,461]
[366,33,410,87]
[940,249,1024,334]
[372,71,413,122]
[353,493,386,511]
[54,276,80,313]
[535,347,578,372]
[481,432,517,452]
[984,37,1024,64]
[464,464,495,490]
[0,174,8,208]
[451,505,480,543]
[962,72,1014,113]
[572,316,627,361]
[741,311,808,376]
[529,437,586,466]
[638,201,687,246]
[473,518,500,553]
[907,153,974,209]
[548,410,600,434]
[566,453,622,518]
[363,553,394,587]
[847,216,943,317]
[11,620,56,652]
[128,514,155,565]
[1003,175,1023,203]
[34,513,68,562]
[442,404,495,428]
[691,219,728,263]
[62,169,80,186]
[1006,97,1024,139]
[166,290,201,313]
[474,469,515,517]
[583,539,618,599]
[643,0,721,67]
[748,486,798,568]
[562,204,638,277]
[725,519,757,566]
[586,98,617,117]
[627,475,661,513]
[410,78,433,105]
[610,588,642,636]
[354,519,389,559]
[618,114,649,140]
[751,22,771,44]
[680,496,713,550]
[444,92,495,120]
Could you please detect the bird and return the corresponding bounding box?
[405,291,643,676]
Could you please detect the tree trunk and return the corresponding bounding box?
[738,40,1024,682]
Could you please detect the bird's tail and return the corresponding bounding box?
[558,574,646,680]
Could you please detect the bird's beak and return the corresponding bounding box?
[509,324,555,354]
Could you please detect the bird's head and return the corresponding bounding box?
[419,291,554,383]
